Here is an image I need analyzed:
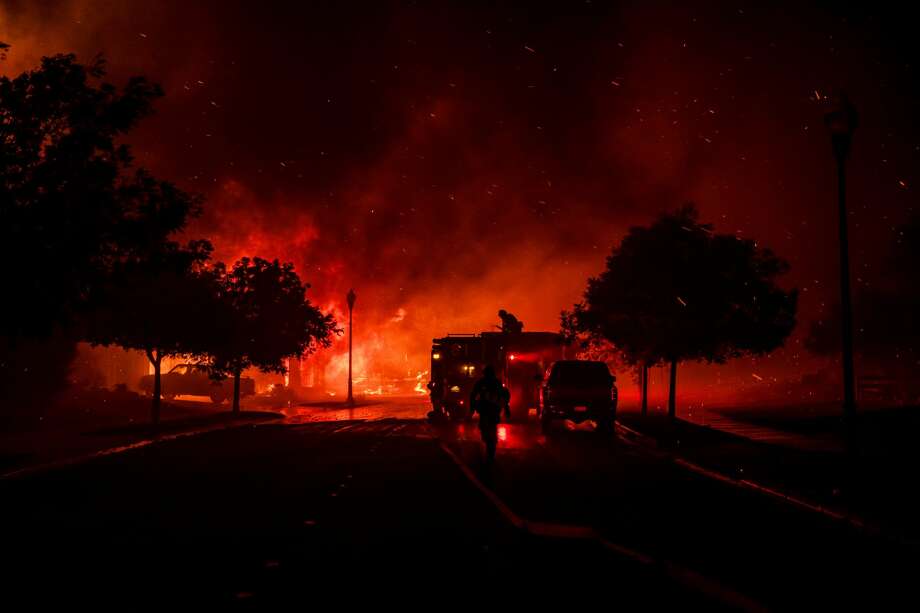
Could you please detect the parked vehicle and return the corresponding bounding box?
[138,363,256,405]
[539,360,617,434]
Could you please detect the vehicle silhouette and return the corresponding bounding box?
[138,363,255,404]
[539,360,617,434]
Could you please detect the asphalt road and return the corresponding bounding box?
[1,397,914,609]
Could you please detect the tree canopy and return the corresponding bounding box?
[0,50,201,342]
[564,205,798,415]
[208,257,338,412]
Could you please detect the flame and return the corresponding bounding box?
[413,371,428,395]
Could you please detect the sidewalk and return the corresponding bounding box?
[676,406,843,452]
[617,408,920,544]
[0,396,282,476]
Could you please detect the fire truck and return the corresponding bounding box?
[428,331,567,421]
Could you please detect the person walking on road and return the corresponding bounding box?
[469,365,510,464]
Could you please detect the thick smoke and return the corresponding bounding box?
[4,1,919,403]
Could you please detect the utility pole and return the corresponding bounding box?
[346,288,356,406]
[824,93,859,452]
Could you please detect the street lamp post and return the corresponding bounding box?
[824,93,859,448]
[346,288,356,406]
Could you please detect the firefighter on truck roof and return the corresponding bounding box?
[497,309,524,334]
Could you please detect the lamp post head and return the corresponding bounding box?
[346,288,356,310]
[824,92,858,163]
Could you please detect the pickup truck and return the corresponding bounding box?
[539,360,618,434]
[139,363,256,405]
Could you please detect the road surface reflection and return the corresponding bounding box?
[280,395,603,451]
[279,396,431,423]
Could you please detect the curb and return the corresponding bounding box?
[614,421,885,540]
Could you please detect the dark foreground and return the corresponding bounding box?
[1,398,914,609]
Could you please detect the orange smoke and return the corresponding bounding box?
[3,1,872,407]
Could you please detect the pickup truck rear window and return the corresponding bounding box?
[549,361,611,387]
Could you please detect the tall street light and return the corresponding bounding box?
[824,92,858,447]
[346,288,357,406]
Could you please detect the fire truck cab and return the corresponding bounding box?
[429,331,566,422]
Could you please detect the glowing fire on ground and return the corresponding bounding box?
[316,310,430,397]
[413,371,428,395]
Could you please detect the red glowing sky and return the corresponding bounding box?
[2,1,918,402]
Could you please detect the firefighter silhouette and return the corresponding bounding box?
[469,365,510,463]
[497,309,524,334]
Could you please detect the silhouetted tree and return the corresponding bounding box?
[0,49,197,338]
[565,205,798,418]
[208,258,337,414]
[88,241,217,424]
[0,47,202,406]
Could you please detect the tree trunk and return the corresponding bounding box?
[151,351,162,426]
[641,364,649,416]
[232,369,241,415]
[668,359,677,420]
